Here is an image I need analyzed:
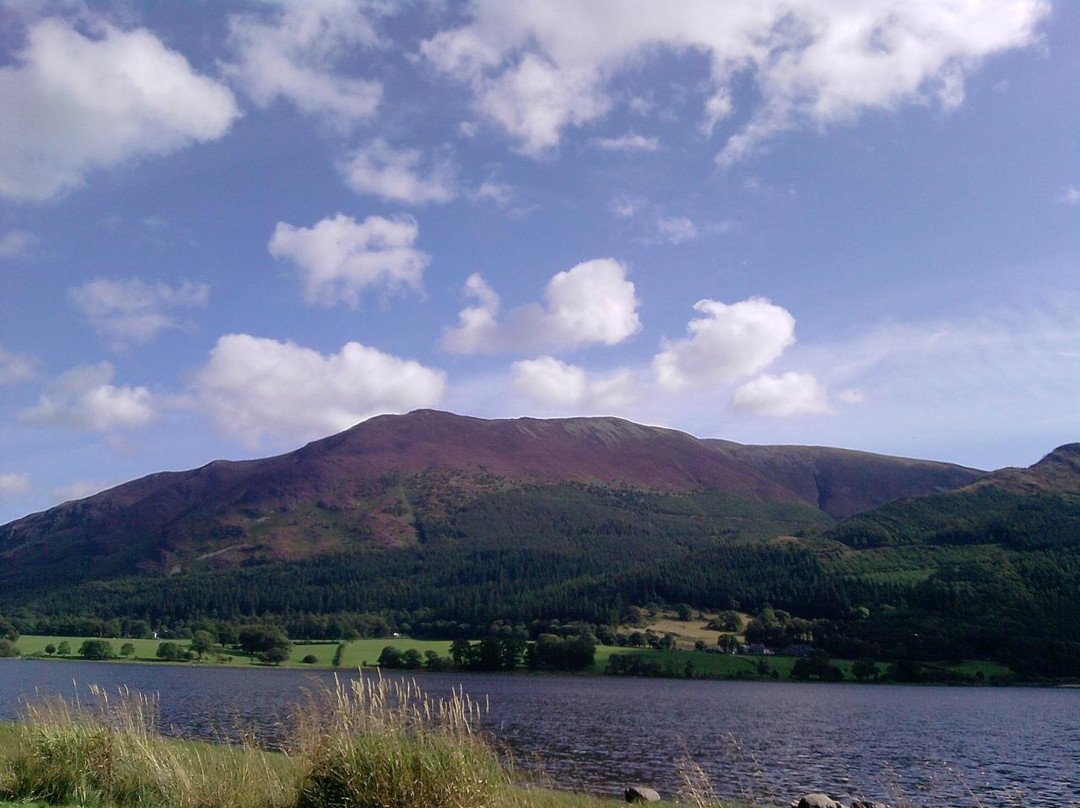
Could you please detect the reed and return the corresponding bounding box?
[0,685,291,808]
[289,673,507,808]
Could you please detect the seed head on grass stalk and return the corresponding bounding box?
[289,673,508,808]
[1,683,292,808]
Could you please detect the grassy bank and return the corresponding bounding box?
[0,680,732,808]
[8,634,1016,685]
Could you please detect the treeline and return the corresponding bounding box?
[1,481,1078,677]
[378,634,596,673]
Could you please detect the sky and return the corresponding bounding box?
[0,0,1077,524]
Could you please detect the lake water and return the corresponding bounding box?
[1,659,1077,807]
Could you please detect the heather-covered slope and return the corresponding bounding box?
[0,410,981,588]
[706,441,984,519]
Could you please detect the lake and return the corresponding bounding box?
[1,659,1077,807]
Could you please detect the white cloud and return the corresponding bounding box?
[836,388,865,405]
[657,216,698,244]
[69,278,210,349]
[223,0,381,128]
[0,17,239,202]
[474,180,515,206]
[610,194,645,218]
[340,139,457,204]
[0,473,33,501]
[512,356,639,410]
[1054,187,1080,206]
[732,372,831,416]
[421,0,1048,163]
[0,345,37,384]
[195,334,446,448]
[269,213,430,307]
[593,133,661,152]
[19,362,159,431]
[0,230,36,258]
[443,258,640,354]
[654,297,796,391]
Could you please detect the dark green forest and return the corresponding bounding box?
[3,480,1079,678]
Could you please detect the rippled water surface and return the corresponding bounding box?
[1,660,1077,807]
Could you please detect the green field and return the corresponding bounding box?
[337,638,452,668]
[10,635,454,671]
[15,635,167,660]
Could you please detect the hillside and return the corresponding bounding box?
[706,440,984,519]
[1,412,1075,677]
[0,410,978,583]
[826,443,1080,549]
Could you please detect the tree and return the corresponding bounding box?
[44,644,56,655]
[450,639,475,669]
[0,639,19,658]
[190,631,215,660]
[674,603,694,621]
[852,659,880,681]
[120,643,136,658]
[0,617,18,642]
[378,646,403,668]
[78,639,115,660]
[56,641,71,656]
[156,641,186,661]
[261,645,290,664]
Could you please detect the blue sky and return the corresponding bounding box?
[1,0,1077,524]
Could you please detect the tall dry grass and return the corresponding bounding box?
[289,673,507,808]
[0,684,290,808]
[0,676,507,808]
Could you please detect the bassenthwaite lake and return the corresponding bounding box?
[1,660,1077,807]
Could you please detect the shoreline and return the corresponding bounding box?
[1,651,1070,689]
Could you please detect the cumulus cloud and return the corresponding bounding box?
[69,278,210,349]
[443,258,640,354]
[19,362,160,431]
[0,473,33,501]
[0,17,239,202]
[339,139,457,204]
[223,0,381,128]
[1055,187,1080,206]
[593,133,661,152]
[657,216,698,244]
[194,334,446,447]
[654,297,796,391]
[0,345,37,384]
[512,356,639,410]
[0,230,37,258]
[732,372,831,416]
[269,213,430,306]
[421,0,1048,163]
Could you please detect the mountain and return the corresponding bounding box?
[826,443,1080,549]
[706,440,983,519]
[1,412,1076,676]
[0,410,981,582]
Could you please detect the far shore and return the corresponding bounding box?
[0,634,1040,687]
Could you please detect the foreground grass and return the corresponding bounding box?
[1,678,684,808]
[0,677,757,808]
